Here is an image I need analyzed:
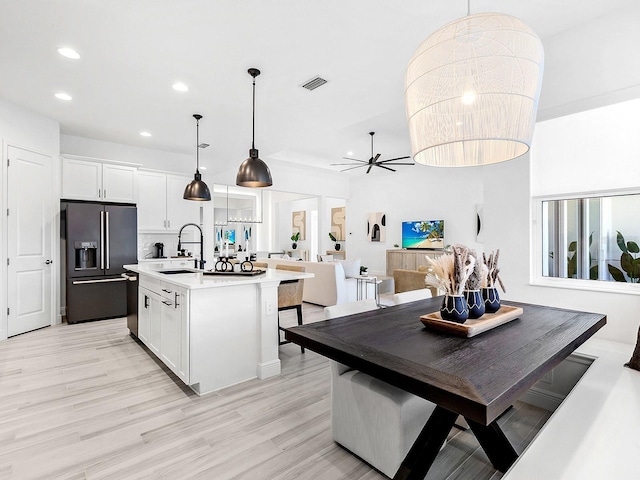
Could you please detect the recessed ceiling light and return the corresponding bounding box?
[55,92,72,101]
[347,151,353,156]
[140,131,152,137]
[200,166,207,171]
[57,47,80,59]
[172,82,189,92]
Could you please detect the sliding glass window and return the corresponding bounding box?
[541,193,640,284]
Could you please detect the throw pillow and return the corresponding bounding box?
[339,259,361,278]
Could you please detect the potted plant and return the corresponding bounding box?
[329,232,341,251]
[291,231,300,249]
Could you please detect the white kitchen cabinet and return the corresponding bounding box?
[166,174,200,229]
[62,156,137,203]
[138,277,190,384]
[138,170,199,232]
[138,286,152,345]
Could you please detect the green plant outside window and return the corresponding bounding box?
[542,193,640,283]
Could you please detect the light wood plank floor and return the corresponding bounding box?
[0,304,551,479]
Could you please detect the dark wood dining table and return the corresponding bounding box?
[285,297,606,480]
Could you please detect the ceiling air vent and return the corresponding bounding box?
[300,75,328,91]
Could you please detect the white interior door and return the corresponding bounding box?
[7,146,53,336]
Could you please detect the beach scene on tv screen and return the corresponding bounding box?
[402,220,444,249]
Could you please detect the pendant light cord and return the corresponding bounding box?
[252,77,256,150]
[196,117,200,172]
[370,132,374,158]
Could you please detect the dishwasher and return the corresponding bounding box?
[124,271,139,338]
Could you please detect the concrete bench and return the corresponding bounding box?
[504,338,638,479]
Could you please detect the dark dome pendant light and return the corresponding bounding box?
[184,114,211,201]
[236,68,273,188]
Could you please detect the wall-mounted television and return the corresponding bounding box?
[401,220,445,249]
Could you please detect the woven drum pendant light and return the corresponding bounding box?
[405,11,544,167]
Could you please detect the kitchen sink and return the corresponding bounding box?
[159,269,196,275]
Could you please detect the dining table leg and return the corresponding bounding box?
[466,418,519,472]
[393,406,457,480]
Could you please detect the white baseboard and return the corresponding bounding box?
[257,359,281,379]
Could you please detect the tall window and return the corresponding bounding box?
[541,193,640,283]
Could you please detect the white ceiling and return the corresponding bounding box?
[0,0,636,172]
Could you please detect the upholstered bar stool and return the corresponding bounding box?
[276,264,306,353]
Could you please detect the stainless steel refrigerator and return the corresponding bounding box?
[62,201,137,324]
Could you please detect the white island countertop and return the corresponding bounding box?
[124,263,313,290]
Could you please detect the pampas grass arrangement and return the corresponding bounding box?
[482,250,506,292]
[425,244,476,296]
[465,249,482,291]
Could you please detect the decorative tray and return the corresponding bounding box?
[203,269,266,277]
[420,305,524,338]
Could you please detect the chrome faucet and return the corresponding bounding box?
[177,223,205,269]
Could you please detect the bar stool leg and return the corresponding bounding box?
[296,305,304,353]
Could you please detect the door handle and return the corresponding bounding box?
[174,292,180,308]
[144,295,149,309]
[45,259,53,265]
[72,277,128,285]
[100,210,105,270]
[105,211,110,270]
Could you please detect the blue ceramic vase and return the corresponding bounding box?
[440,295,469,323]
[464,290,485,319]
[482,287,501,313]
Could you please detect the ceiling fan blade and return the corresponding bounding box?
[331,162,367,166]
[341,157,368,163]
[366,164,373,174]
[341,164,367,172]
[377,161,415,166]
[377,164,396,172]
[377,155,412,163]
[373,153,381,163]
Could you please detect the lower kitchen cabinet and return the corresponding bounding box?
[138,278,190,384]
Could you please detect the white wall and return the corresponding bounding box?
[346,166,484,275]
[278,197,318,255]
[538,2,640,121]
[519,99,640,344]
[532,98,640,196]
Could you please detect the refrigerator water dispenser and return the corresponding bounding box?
[74,241,97,270]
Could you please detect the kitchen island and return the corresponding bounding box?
[124,263,312,395]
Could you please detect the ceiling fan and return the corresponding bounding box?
[332,132,414,173]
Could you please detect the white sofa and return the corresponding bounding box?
[258,258,370,306]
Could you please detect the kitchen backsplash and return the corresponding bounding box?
[138,231,197,260]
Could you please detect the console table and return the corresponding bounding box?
[386,249,442,276]
[326,249,346,260]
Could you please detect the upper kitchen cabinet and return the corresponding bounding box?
[62,156,138,203]
[138,170,200,231]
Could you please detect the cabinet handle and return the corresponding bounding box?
[167,220,170,228]
[174,292,180,308]
[144,295,149,309]
[98,188,101,198]
[162,288,172,294]
[104,189,107,198]
[162,300,172,306]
